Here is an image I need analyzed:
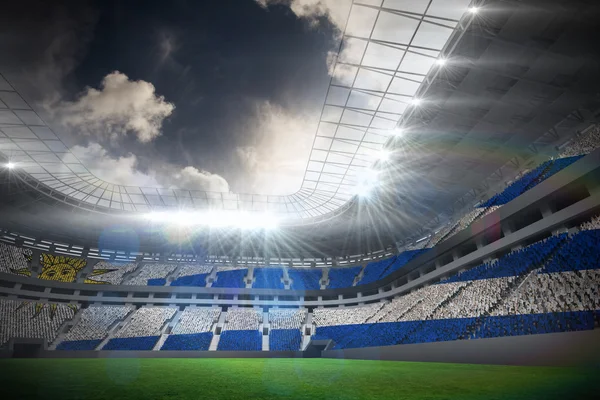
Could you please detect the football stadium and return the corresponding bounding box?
[0,0,599,399]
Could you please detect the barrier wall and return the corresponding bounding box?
[322,329,600,367]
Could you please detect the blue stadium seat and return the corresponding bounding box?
[253,268,285,289]
[102,336,160,351]
[160,332,213,351]
[327,266,361,289]
[288,269,322,290]
[147,278,167,286]
[269,329,302,351]
[217,330,262,351]
[170,273,209,287]
[211,269,248,288]
[56,339,102,351]
[540,229,600,273]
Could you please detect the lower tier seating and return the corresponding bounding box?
[315,311,595,350]
[269,329,302,351]
[217,330,262,351]
[56,339,102,351]
[103,336,160,351]
[160,332,214,351]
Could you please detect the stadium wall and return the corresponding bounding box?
[322,329,600,367]
[2,330,598,367]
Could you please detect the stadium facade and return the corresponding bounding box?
[1,0,600,365]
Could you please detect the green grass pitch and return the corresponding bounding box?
[0,358,595,400]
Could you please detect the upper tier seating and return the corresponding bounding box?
[358,257,396,286]
[357,250,428,286]
[252,267,285,289]
[580,214,600,231]
[559,125,600,157]
[171,307,221,334]
[288,268,322,290]
[479,156,583,208]
[86,261,138,285]
[441,233,566,283]
[57,305,133,350]
[1,299,75,347]
[211,268,247,288]
[124,264,177,286]
[327,266,361,289]
[169,265,213,287]
[0,242,32,275]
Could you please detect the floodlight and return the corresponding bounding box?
[378,150,391,162]
[144,210,279,230]
[393,128,403,136]
[411,98,422,106]
[436,58,447,66]
[469,6,479,14]
[6,162,15,169]
[355,169,380,198]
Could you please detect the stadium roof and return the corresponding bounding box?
[0,0,476,224]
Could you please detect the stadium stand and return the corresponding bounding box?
[171,307,221,335]
[358,257,395,286]
[217,330,262,351]
[252,267,285,289]
[160,307,220,350]
[169,265,213,287]
[479,156,583,208]
[217,308,263,351]
[161,332,214,351]
[327,266,361,289]
[37,254,86,283]
[580,214,600,231]
[312,303,383,327]
[559,125,600,157]
[268,308,306,329]
[268,309,306,351]
[0,242,32,275]
[0,300,75,347]
[441,233,567,283]
[211,267,248,288]
[124,264,177,286]
[57,305,133,350]
[269,329,302,351]
[104,307,176,350]
[85,261,138,285]
[288,268,322,290]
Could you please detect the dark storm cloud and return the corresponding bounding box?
[1,0,341,194]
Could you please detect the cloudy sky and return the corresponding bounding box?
[0,0,353,195]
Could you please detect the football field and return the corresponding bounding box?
[0,358,595,400]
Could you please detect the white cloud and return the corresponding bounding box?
[55,72,175,143]
[256,0,352,31]
[234,101,316,195]
[67,143,160,187]
[170,166,230,193]
[65,143,229,192]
